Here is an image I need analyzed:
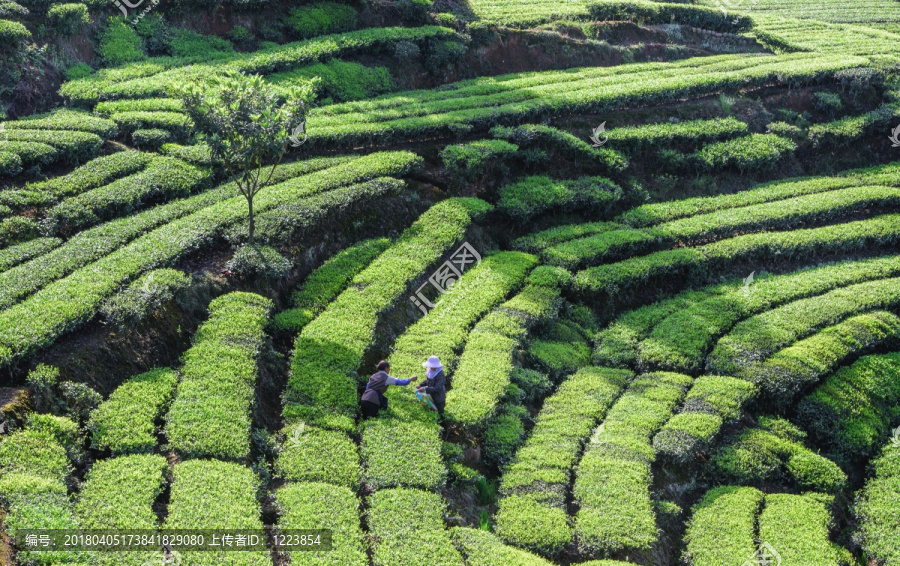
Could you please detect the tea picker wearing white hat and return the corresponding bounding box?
[417,355,447,416]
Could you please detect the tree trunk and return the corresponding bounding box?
[247,196,255,245]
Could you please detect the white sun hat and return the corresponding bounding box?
[422,355,443,369]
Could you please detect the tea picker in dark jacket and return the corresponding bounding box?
[417,355,447,416]
[360,360,412,418]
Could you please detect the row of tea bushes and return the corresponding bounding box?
[653,375,757,463]
[60,26,458,104]
[797,353,900,466]
[74,454,168,566]
[684,487,843,566]
[305,53,867,147]
[634,254,900,374]
[618,162,900,227]
[359,253,548,566]
[0,237,61,273]
[284,197,489,431]
[854,438,900,566]
[276,481,368,566]
[445,280,562,429]
[1,151,154,211]
[574,214,900,305]
[47,155,210,234]
[496,367,633,553]
[165,292,273,461]
[519,163,900,270]
[0,416,82,565]
[707,277,900,380]
[490,124,628,174]
[271,238,392,335]
[163,459,271,566]
[0,155,347,311]
[552,182,900,271]
[0,152,417,367]
[2,109,117,137]
[364,252,538,491]
[0,129,103,173]
[572,372,693,556]
[88,367,178,455]
[750,310,900,404]
[710,417,847,494]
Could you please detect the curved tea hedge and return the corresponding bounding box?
[604,117,749,155]
[636,254,900,373]
[284,197,490,431]
[3,109,117,137]
[0,151,154,210]
[451,527,558,566]
[512,221,622,254]
[163,459,270,566]
[0,419,81,565]
[0,152,417,367]
[490,123,628,173]
[594,288,720,369]
[693,133,796,172]
[683,486,764,566]
[497,176,624,221]
[797,353,900,466]
[751,310,900,402]
[94,97,186,115]
[60,26,458,104]
[74,454,168,566]
[47,155,211,233]
[854,440,900,566]
[653,375,757,463]
[526,318,592,379]
[759,493,841,566]
[618,162,900,228]
[656,184,900,242]
[0,140,57,168]
[1,128,103,165]
[165,292,273,461]
[710,418,847,494]
[88,367,178,455]
[367,488,463,566]
[0,238,61,273]
[573,372,693,555]
[108,110,193,139]
[496,367,632,554]
[707,277,900,380]
[443,279,561,429]
[463,0,751,34]
[275,424,360,489]
[277,481,368,566]
[306,53,867,147]
[361,252,537,493]
[271,237,392,335]
[547,167,900,273]
[575,215,900,303]
[538,226,665,270]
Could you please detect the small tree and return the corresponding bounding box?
[178,72,308,244]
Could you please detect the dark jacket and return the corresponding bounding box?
[361,371,389,407]
[418,369,447,411]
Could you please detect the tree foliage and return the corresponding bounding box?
[178,72,308,243]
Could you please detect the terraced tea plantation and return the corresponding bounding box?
[1,0,900,563]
